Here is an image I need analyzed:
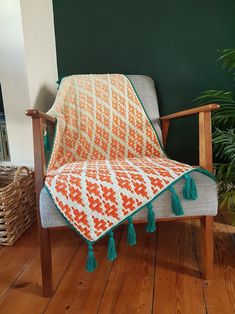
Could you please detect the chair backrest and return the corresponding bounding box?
[127,75,162,143]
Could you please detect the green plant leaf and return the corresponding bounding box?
[218,49,235,77]
[195,48,235,211]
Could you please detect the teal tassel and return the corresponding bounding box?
[108,231,117,261]
[127,217,136,246]
[183,174,198,200]
[169,186,184,216]
[146,203,156,232]
[44,131,51,153]
[86,244,97,272]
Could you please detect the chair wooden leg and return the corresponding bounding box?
[201,216,214,279]
[39,227,53,297]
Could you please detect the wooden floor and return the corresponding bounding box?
[0,214,235,314]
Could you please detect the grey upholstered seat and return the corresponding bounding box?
[39,75,218,229]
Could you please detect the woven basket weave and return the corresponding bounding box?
[0,166,36,245]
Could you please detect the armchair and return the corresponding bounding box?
[26,75,219,297]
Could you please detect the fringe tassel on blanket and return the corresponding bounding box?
[146,203,156,232]
[127,217,136,246]
[183,174,198,200]
[108,231,117,261]
[86,244,97,272]
[169,186,184,216]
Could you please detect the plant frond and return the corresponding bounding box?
[212,103,235,127]
[194,90,235,106]
[213,128,235,160]
[194,48,235,210]
[218,49,235,76]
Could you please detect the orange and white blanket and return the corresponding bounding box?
[45,74,213,271]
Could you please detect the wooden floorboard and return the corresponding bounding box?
[0,217,235,314]
[98,224,157,314]
[0,224,38,298]
[153,220,206,314]
[44,228,123,314]
[220,211,235,248]
[0,229,80,314]
[193,215,235,314]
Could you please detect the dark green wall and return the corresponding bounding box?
[53,0,235,163]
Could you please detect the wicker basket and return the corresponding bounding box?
[0,166,36,245]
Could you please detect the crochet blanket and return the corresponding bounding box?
[45,74,213,271]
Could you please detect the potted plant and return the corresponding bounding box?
[195,49,235,224]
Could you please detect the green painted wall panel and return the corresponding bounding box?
[53,0,235,163]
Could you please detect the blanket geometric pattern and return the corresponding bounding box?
[47,74,165,168]
[46,157,192,242]
[44,74,212,270]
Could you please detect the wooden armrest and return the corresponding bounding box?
[25,109,56,124]
[160,104,220,121]
[25,109,53,213]
[160,103,220,172]
[160,103,220,147]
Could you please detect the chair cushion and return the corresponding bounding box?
[127,75,162,143]
[40,171,217,228]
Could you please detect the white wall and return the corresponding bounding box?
[0,0,58,167]
[20,0,58,112]
[0,0,32,166]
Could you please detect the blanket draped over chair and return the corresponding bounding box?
[45,74,213,271]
